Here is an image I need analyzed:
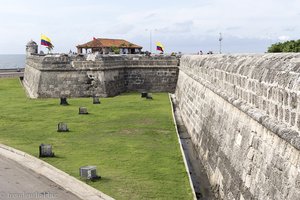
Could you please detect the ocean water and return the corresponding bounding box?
[0,54,25,69]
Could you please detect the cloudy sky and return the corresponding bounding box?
[0,0,299,54]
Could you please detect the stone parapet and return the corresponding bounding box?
[179,54,300,145]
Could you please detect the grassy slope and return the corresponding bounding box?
[0,78,193,200]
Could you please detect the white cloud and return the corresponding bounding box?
[159,21,194,34]
[105,24,135,35]
[0,0,300,53]
[278,35,290,41]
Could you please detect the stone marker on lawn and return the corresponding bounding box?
[57,122,69,132]
[146,93,153,100]
[39,144,55,157]
[93,97,101,104]
[141,92,148,98]
[79,107,88,114]
[79,166,101,180]
[60,97,69,105]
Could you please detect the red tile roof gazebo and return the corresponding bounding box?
[77,38,142,54]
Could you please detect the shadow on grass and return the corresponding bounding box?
[40,155,67,159]
[81,176,111,184]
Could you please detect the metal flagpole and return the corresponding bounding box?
[145,29,157,53]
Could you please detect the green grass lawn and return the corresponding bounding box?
[0,78,193,200]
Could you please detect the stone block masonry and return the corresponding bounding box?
[175,54,300,200]
[23,54,178,98]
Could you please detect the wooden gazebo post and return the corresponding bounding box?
[77,47,83,54]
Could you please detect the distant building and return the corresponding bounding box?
[76,38,143,54]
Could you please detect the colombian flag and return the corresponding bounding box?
[41,34,53,49]
[156,42,164,52]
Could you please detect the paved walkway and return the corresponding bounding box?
[0,155,81,200]
[0,69,24,78]
[0,72,24,78]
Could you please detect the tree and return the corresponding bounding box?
[110,46,120,54]
[268,39,300,53]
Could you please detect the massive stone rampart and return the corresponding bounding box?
[174,54,300,199]
[23,54,178,98]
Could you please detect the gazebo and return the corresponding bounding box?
[76,38,143,54]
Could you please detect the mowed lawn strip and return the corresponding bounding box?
[0,78,193,200]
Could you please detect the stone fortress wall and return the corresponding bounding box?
[174,54,300,200]
[23,46,300,200]
[23,54,179,98]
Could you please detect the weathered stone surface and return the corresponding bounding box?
[79,107,88,114]
[93,97,101,104]
[39,144,54,157]
[24,51,300,199]
[23,54,178,98]
[79,166,100,180]
[57,122,69,132]
[175,54,300,200]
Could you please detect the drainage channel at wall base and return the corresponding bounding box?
[169,94,215,200]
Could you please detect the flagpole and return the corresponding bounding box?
[145,29,157,53]
[150,31,152,53]
[40,33,42,54]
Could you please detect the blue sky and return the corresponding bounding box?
[0,0,299,54]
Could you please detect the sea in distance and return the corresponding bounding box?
[0,54,25,69]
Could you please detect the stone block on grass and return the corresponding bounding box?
[93,97,101,104]
[57,122,69,132]
[79,166,101,180]
[146,93,153,100]
[79,107,88,114]
[141,92,148,98]
[39,144,55,157]
[60,97,69,106]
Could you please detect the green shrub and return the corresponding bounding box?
[268,39,300,52]
[111,46,120,54]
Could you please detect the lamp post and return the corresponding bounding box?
[219,32,223,54]
[145,29,157,53]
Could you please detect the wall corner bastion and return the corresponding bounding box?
[23,53,179,98]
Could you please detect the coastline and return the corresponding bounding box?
[0,54,25,69]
